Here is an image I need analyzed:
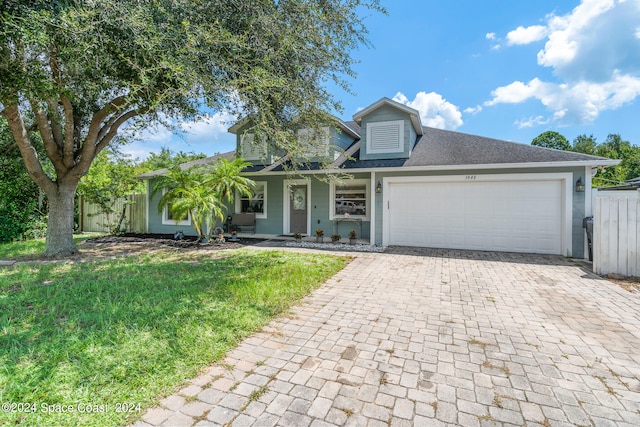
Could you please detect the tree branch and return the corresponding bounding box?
[61,94,75,168]
[2,103,56,194]
[30,98,64,170]
[50,47,77,169]
[75,107,140,178]
[46,98,64,148]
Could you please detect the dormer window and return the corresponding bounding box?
[366,120,404,154]
[240,133,268,162]
[297,127,331,158]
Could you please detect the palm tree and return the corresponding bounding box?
[152,157,255,241]
[204,157,255,204]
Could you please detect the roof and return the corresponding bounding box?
[140,124,619,179]
[137,151,236,179]
[352,97,423,136]
[403,127,615,167]
[228,115,361,139]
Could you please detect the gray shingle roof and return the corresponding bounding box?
[140,125,617,179]
[404,127,613,167]
[137,151,236,179]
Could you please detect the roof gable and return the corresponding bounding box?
[353,97,423,136]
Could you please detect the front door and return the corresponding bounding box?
[289,185,308,234]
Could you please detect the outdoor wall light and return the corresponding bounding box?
[376,181,382,193]
[576,177,585,192]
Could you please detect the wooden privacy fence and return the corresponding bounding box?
[593,190,640,276]
[79,194,147,234]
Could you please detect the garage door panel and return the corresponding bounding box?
[388,179,563,254]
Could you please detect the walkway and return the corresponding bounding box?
[134,248,640,426]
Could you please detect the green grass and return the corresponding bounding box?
[0,234,100,260]
[0,249,347,426]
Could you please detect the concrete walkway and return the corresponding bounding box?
[134,248,640,426]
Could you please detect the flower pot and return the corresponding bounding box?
[199,236,210,244]
[294,238,302,243]
[349,238,356,245]
[231,235,237,241]
[316,236,324,243]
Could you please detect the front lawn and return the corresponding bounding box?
[0,234,100,261]
[0,249,347,426]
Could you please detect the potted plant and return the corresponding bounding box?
[293,232,302,242]
[315,228,324,243]
[348,229,357,245]
[331,233,341,243]
[231,230,238,241]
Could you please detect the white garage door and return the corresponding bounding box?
[386,178,564,254]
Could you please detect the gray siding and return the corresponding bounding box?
[360,105,412,160]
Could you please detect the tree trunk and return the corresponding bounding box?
[44,182,79,257]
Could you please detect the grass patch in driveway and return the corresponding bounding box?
[0,249,347,427]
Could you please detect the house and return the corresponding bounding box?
[139,97,619,258]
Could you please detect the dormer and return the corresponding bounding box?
[228,118,273,165]
[353,97,423,160]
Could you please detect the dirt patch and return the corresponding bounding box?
[606,274,640,294]
[13,234,265,264]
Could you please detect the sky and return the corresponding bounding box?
[125,0,640,160]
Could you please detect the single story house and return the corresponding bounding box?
[139,97,618,258]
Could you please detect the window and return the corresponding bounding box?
[297,127,331,158]
[330,179,369,220]
[236,181,267,219]
[366,120,404,154]
[240,133,269,162]
[162,203,191,226]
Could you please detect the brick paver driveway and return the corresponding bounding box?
[137,248,640,427]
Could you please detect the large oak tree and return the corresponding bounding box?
[0,0,382,256]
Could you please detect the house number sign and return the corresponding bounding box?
[465,175,477,180]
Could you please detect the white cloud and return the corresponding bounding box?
[178,111,235,144]
[486,0,640,126]
[514,116,551,128]
[464,105,483,114]
[486,32,496,40]
[126,111,237,159]
[393,91,463,130]
[485,72,640,123]
[506,25,549,45]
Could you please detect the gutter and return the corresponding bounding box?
[240,159,621,176]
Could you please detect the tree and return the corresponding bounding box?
[531,131,571,151]
[139,147,206,172]
[0,118,47,241]
[77,149,144,234]
[0,0,383,256]
[594,134,640,186]
[572,134,597,155]
[152,158,254,240]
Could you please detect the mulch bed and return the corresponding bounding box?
[84,233,265,250]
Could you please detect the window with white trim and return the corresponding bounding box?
[236,181,267,219]
[162,202,191,226]
[297,127,332,158]
[366,120,404,154]
[240,132,269,161]
[330,179,369,220]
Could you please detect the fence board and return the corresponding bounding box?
[80,194,147,234]
[593,190,640,276]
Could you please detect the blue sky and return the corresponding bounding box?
[126,0,640,159]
